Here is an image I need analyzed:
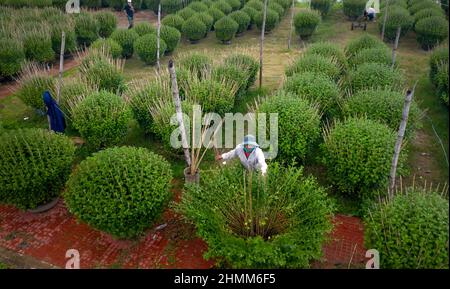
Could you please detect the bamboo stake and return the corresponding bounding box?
[259,0,268,89]
[156,3,161,73]
[287,0,295,50]
[389,81,418,196]
[168,60,191,167]
[57,31,65,103]
[381,0,390,41]
[391,26,401,68]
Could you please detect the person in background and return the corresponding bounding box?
[216,135,268,176]
[124,0,135,29]
[367,6,376,22]
[43,91,66,133]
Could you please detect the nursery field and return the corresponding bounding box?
[0,0,449,270]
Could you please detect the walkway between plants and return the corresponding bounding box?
[0,198,366,268]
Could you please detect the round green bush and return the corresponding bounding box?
[0,38,25,78]
[16,69,56,110]
[59,78,95,119]
[213,63,248,97]
[245,0,264,11]
[224,53,259,89]
[91,38,123,59]
[349,47,392,68]
[81,0,102,8]
[160,25,181,53]
[228,0,242,11]
[268,2,284,18]
[305,41,347,70]
[134,33,167,65]
[258,92,321,161]
[321,117,400,197]
[286,54,341,81]
[178,163,334,268]
[364,189,449,269]
[208,7,226,24]
[415,16,449,50]
[71,91,131,148]
[182,17,208,42]
[0,128,75,210]
[50,22,77,56]
[202,0,214,7]
[283,72,341,118]
[177,7,196,20]
[435,62,449,106]
[65,146,173,239]
[23,31,54,63]
[413,7,446,26]
[161,0,183,13]
[188,1,209,12]
[241,5,258,25]
[161,14,185,32]
[211,0,233,14]
[429,45,449,83]
[94,11,117,38]
[344,88,421,135]
[311,0,334,16]
[229,10,251,34]
[348,63,404,92]
[378,8,413,41]
[343,0,367,20]
[380,0,407,9]
[214,16,239,43]
[197,12,215,31]
[179,52,212,75]
[409,0,440,15]
[74,12,100,46]
[132,22,157,36]
[108,0,125,10]
[294,9,321,39]
[110,28,140,58]
[255,8,279,32]
[345,33,387,57]
[144,0,159,12]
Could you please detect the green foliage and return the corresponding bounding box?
[161,0,183,13]
[211,0,233,14]
[229,10,251,34]
[349,47,392,68]
[0,128,75,210]
[224,53,259,90]
[0,38,24,78]
[283,72,341,118]
[305,41,347,70]
[268,2,284,18]
[71,91,132,148]
[294,9,321,39]
[197,12,215,31]
[16,65,56,110]
[182,17,208,41]
[255,8,279,32]
[178,163,334,268]
[50,21,77,55]
[415,16,449,50]
[81,0,102,8]
[258,92,321,161]
[94,11,117,38]
[343,88,421,136]
[74,12,100,46]
[144,0,159,12]
[409,0,440,15]
[241,5,258,25]
[429,44,449,83]
[213,63,248,97]
[132,22,157,36]
[345,33,387,57]
[435,62,449,106]
[23,30,54,63]
[110,28,140,58]
[177,7,196,20]
[208,7,226,24]
[188,1,209,12]
[321,117,400,198]
[160,25,181,53]
[214,16,239,43]
[65,146,173,239]
[245,0,264,11]
[342,0,366,20]
[378,7,413,41]
[228,0,242,11]
[413,7,446,26]
[134,33,167,65]
[59,78,95,119]
[161,14,185,33]
[179,52,212,75]
[348,63,404,93]
[286,54,341,82]
[311,0,335,16]
[364,189,449,269]
[91,38,123,59]
[380,0,407,8]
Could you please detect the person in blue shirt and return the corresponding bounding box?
[124,0,135,29]
[43,91,66,133]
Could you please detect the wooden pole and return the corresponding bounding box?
[259,0,268,89]
[381,0,390,41]
[168,60,191,167]
[288,0,295,49]
[389,82,418,196]
[57,31,65,103]
[391,26,401,68]
[157,3,161,73]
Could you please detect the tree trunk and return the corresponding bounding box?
[381,0,390,41]
[288,0,295,49]
[389,82,417,196]
[57,31,65,104]
[259,0,268,89]
[168,60,191,167]
[157,4,161,73]
[391,26,401,68]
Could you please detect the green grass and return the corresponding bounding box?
[0,262,8,269]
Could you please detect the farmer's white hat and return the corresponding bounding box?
[127,0,132,2]
[243,135,258,147]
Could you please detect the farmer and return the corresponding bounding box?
[215,135,268,176]
[43,91,66,133]
[367,7,376,21]
[124,0,135,29]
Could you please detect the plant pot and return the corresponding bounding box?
[184,167,200,184]
[189,39,200,44]
[28,197,60,214]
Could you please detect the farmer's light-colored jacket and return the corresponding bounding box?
[221,144,268,175]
